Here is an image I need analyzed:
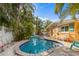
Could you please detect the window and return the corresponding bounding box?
[61,26,68,32]
[61,27,65,32]
[69,23,74,32]
[65,26,68,31]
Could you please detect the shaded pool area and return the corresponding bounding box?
[19,35,55,54]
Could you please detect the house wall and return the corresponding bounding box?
[74,21,79,41]
[46,21,79,42]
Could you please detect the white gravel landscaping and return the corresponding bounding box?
[0,42,18,56]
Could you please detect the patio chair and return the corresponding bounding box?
[70,40,79,50]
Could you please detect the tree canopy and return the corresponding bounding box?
[0,3,35,41]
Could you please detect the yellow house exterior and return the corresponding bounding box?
[46,20,79,42]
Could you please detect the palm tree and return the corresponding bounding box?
[35,17,44,35]
[55,3,79,21]
[44,20,53,28]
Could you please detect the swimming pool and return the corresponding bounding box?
[19,35,55,54]
[15,35,63,56]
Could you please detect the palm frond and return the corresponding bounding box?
[54,3,64,14]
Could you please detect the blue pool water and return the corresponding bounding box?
[19,35,55,54]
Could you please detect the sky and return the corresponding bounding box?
[34,3,79,22]
[34,3,60,22]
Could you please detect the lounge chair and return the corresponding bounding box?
[70,40,79,51]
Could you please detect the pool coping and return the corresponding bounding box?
[14,40,63,56]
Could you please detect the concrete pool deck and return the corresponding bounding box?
[0,40,79,56]
[14,40,63,56]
